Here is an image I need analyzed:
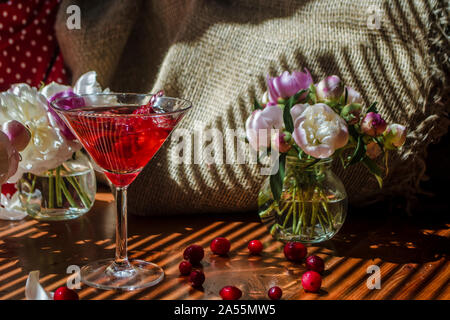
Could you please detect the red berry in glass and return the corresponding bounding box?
[219,286,242,300]
[183,244,204,264]
[53,286,79,300]
[62,104,181,187]
[189,270,205,287]
[268,286,282,300]
[306,255,325,273]
[248,239,263,255]
[1,183,17,197]
[179,260,192,276]
[283,242,307,262]
[210,237,230,255]
[301,271,322,293]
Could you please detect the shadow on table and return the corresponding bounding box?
[322,200,449,264]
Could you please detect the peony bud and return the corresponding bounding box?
[383,124,407,149]
[345,87,363,104]
[315,75,344,102]
[360,112,387,136]
[366,141,382,159]
[2,120,31,152]
[267,69,313,103]
[0,131,20,185]
[340,103,362,125]
[272,132,292,153]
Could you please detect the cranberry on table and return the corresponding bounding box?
[179,260,193,276]
[283,242,307,262]
[189,270,205,287]
[305,255,325,274]
[210,237,231,256]
[53,286,79,300]
[183,244,204,264]
[248,239,263,255]
[301,271,322,293]
[219,286,242,300]
[268,286,282,300]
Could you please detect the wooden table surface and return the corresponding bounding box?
[0,190,448,300]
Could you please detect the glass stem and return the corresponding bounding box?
[114,186,129,265]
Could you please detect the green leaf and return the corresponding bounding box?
[348,124,360,140]
[325,100,340,111]
[375,136,385,150]
[283,103,294,133]
[269,153,286,202]
[288,89,308,107]
[279,152,286,181]
[362,156,383,188]
[309,84,317,104]
[284,89,308,133]
[367,101,378,113]
[304,158,321,169]
[253,99,263,110]
[346,134,366,167]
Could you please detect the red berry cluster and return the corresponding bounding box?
[180,244,206,287]
[179,238,326,299]
[283,242,325,293]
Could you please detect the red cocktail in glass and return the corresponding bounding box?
[51,93,192,290]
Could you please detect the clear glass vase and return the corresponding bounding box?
[18,151,96,221]
[258,156,347,243]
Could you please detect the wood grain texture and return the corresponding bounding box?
[0,190,448,300]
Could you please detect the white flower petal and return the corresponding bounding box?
[292,103,348,158]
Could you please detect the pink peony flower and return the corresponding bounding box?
[267,69,313,103]
[360,112,387,137]
[0,131,20,186]
[1,120,31,152]
[383,124,407,149]
[245,105,283,150]
[315,75,344,102]
[366,141,383,159]
[42,71,111,141]
[291,103,349,158]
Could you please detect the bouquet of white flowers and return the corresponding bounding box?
[0,72,107,220]
[247,69,407,242]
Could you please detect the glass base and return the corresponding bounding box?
[26,207,89,221]
[274,225,344,243]
[80,258,164,291]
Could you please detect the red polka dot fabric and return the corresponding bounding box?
[0,0,67,91]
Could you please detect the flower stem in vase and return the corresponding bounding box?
[294,189,304,234]
[56,166,63,207]
[282,197,294,229]
[27,175,37,202]
[291,187,297,233]
[59,177,77,208]
[48,172,54,209]
[320,191,334,227]
[310,189,319,238]
[66,175,92,208]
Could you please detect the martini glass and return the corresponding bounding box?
[51,93,192,290]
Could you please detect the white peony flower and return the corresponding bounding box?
[245,105,283,150]
[291,103,349,158]
[0,84,81,182]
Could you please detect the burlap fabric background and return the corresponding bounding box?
[55,0,449,216]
